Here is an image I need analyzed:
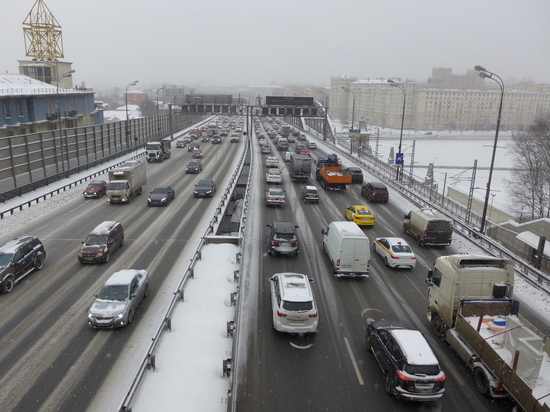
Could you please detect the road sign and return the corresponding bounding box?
[396,153,404,165]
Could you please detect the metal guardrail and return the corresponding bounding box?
[313,129,550,295]
[117,132,250,412]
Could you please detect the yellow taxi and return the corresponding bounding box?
[344,205,375,227]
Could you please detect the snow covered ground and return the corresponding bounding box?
[1,123,549,411]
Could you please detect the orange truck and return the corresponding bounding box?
[316,153,352,190]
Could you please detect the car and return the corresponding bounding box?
[175,139,187,148]
[362,182,390,203]
[194,179,216,198]
[78,221,124,263]
[220,130,228,137]
[269,272,318,334]
[0,236,46,294]
[307,141,317,150]
[265,156,279,168]
[182,136,193,144]
[87,269,149,328]
[266,221,299,256]
[372,237,416,269]
[265,187,285,207]
[261,144,271,154]
[345,205,376,227]
[295,143,306,151]
[211,135,222,144]
[266,169,282,184]
[200,135,210,142]
[83,180,107,198]
[192,149,203,159]
[259,138,268,145]
[185,160,202,174]
[283,151,292,162]
[301,185,319,204]
[346,167,364,184]
[365,320,446,401]
[296,148,311,157]
[287,136,295,143]
[147,186,175,206]
[188,142,200,152]
[298,133,307,141]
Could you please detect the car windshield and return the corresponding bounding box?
[85,235,108,245]
[0,253,13,267]
[97,284,129,301]
[197,181,212,188]
[152,187,169,194]
[270,190,283,196]
[392,244,412,253]
[282,300,313,311]
[357,209,372,216]
[107,182,127,190]
[188,162,199,167]
[88,183,103,189]
[404,363,440,376]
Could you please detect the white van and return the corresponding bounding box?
[321,221,370,277]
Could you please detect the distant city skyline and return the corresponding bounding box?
[2,0,550,90]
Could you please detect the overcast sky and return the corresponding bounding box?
[2,0,550,90]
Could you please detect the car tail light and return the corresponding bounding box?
[270,239,279,246]
[491,385,506,394]
[434,374,446,382]
[396,371,415,381]
[309,312,318,318]
[391,256,400,259]
[411,257,416,260]
[336,259,340,267]
[277,310,287,317]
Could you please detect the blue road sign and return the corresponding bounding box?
[396,152,404,165]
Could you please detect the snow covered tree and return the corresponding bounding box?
[508,114,550,219]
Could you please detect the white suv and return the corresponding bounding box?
[269,273,318,334]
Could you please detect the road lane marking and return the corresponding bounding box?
[344,337,364,385]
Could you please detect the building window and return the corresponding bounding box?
[17,100,24,117]
[3,101,11,119]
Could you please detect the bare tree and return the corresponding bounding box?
[508,114,550,219]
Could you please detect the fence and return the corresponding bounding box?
[0,112,205,200]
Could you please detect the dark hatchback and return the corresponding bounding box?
[366,320,446,401]
[185,160,202,174]
[147,186,175,206]
[346,167,364,184]
[194,179,216,198]
[0,236,46,293]
[211,136,222,144]
[361,182,389,203]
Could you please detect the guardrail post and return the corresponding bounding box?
[176,289,184,301]
[223,358,232,378]
[163,317,172,332]
[233,270,239,282]
[226,320,235,337]
[146,354,156,371]
[230,291,237,306]
[236,253,242,263]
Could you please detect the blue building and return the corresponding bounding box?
[0,73,103,138]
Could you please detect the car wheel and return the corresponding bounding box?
[1,276,15,293]
[34,255,45,270]
[365,331,372,351]
[384,257,390,267]
[104,253,110,263]
[473,367,490,397]
[402,224,408,235]
[372,243,377,253]
[432,314,445,337]
[127,309,133,325]
[417,237,424,247]
[120,237,124,247]
[144,283,149,298]
[384,371,394,396]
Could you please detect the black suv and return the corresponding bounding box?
[361,182,389,203]
[0,236,46,293]
[366,320,446,401]
[266,221,299,257]
[346,167,364,184]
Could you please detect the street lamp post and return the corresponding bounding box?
[342,87,356,155]
[474,65,504,234]
[56,69,75,171]
[125,80,139,141]
[387,79,406,181]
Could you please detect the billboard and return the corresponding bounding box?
[265,96,314,106]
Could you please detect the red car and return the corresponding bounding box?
[192,149,203,159]
[83,180,107,198]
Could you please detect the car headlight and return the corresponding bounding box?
[147,198,152,202]
[88,312,93,320]
[161,197,167,202]
[116,313,124,319]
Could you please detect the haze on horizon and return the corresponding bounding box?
[1,0,549,90]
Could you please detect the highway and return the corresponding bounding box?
[0,115,547,411]
[0,125,242,412]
